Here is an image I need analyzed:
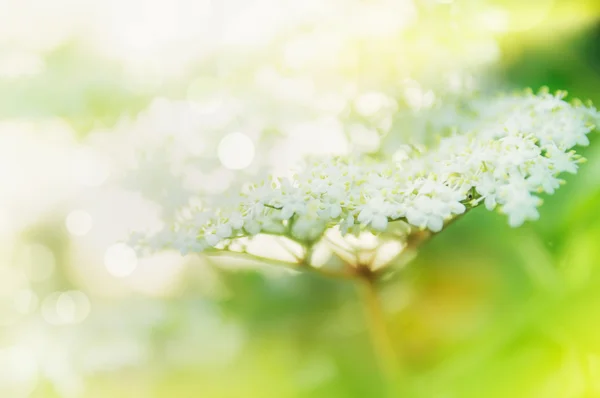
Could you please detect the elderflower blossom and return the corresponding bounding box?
[133,91,599,255]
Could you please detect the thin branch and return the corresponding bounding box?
[205,249,356,280]
[358,277,402,394]
[277,236,303,262]
[324,235,355,254]
[324,236,358,265]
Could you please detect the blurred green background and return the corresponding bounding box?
[2,0,600,397]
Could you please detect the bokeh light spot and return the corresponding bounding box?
[104,243,138,278]
[404,85,436,111]
[217,132,255,170]
[71,147,111,187]
[42,290,91,325]
[355,92,387,117]
[65,210,93,236]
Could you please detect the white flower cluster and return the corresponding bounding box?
[135,91,598,255]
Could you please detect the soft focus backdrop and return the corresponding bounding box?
[2,0,600,397]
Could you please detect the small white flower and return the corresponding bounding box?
[546,144,578,174]
[406,197,445,232]
[216,224,233,239]
[243,220,262,235]
[280,199,306,220]
[136,91,598,255]
[205,233,220,247]
[318,202,342,219]
[357,198,390,231]
[502,192,541,227]
[229,212,245,229]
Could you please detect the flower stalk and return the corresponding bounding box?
[131,88,599,394]
[358,273,401,392]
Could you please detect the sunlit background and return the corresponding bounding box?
[2,0,600,396]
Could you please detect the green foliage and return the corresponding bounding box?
[0,43,152,134]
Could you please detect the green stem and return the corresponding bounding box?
[358,276,401,394]
[211,244,404,392]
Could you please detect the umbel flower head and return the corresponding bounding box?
[133,90,599,273]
